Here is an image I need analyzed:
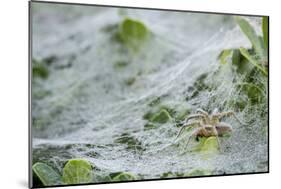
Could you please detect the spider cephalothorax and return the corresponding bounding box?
[176,108,244,149]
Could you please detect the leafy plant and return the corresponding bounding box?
[32,59,49,79]
[216,16,268,110]
[114,133,144,151]
[198,137,219,152]
[33,159,94,186]
[218,16,268,76]
[184,169,212,177]
[191,137,219,153]
[150,109,172,124]
[262,17,269,50]
[32,162,62,186]
[62,159,94,184]
[239,47,267,75]
[235,17,266,60]
[110,172,136,181]
[118,18,150,50]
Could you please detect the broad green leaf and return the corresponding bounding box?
[192,137,219,154]
[262,16,269,50]
[239,47,267,76]
[219,49,232,64]
[200,137,219,152]
[258,36,265,54]
[119,18,149,50]
[232,49,241,65]
[150,109,172,124]
[62,159,93,184]
[111,172,136,181]
[32,162,62,186]
[236,17,265,59]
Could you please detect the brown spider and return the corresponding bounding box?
[176,108,245,150]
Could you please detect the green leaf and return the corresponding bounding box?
[185,169,212,177]
[114,133,144,151]
[262,16,269,50]
[236,17,265,59]
[238,82,265,103]
[32,59,49,79]
[160,172,176,178]
[144,123,157,130]
[219,49,232,64]
[150,109,172,124]
[239,47,267,76]
[200,137,219,152]
[111,172,136,181]
[62,159,93,184]
[191,137,219,155]
[119,18,149,50]
[32,162,62,186]
[232,49,241,65]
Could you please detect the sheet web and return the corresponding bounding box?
[32,4,268,181]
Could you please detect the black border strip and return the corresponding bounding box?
[28,1,33,188]
[28,1,270,188]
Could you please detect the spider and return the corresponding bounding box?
[176,108,245,150]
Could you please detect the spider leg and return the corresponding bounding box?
[196,109,211,124]
[175,121,200,140]
[181,114,205,124]
[184,130,199,150]
[196,108,209,116]
[215,111,246,125]
[211,126,221,150]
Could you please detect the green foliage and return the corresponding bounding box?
[185,73,211,101]
[142,108,172,130]
[199,137,219,152]
[238,82,265,103]
[32,59,49,79]
[62,159,93,184]
[143,108,172,124]
[143,104,190,130]
[160,172,176,178]
[143,111,154,121]
[219,49,232,64]
[216,17,268,111]
[148,97,161,107]
[235,17,265,60]
[193,137,219,153]
[218,17,268,77]
[174,109,191,124]
[239,47,267,76]
[184,169,212,177]
[144,123,157,130]
[160,171,186,178]
[32,162,62,186]
[150,109,172,124]
[114,133,144,151]
[231,49,241,65]
[118,18,149,50]
[262,17,269,51]
[110,172,136,181]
